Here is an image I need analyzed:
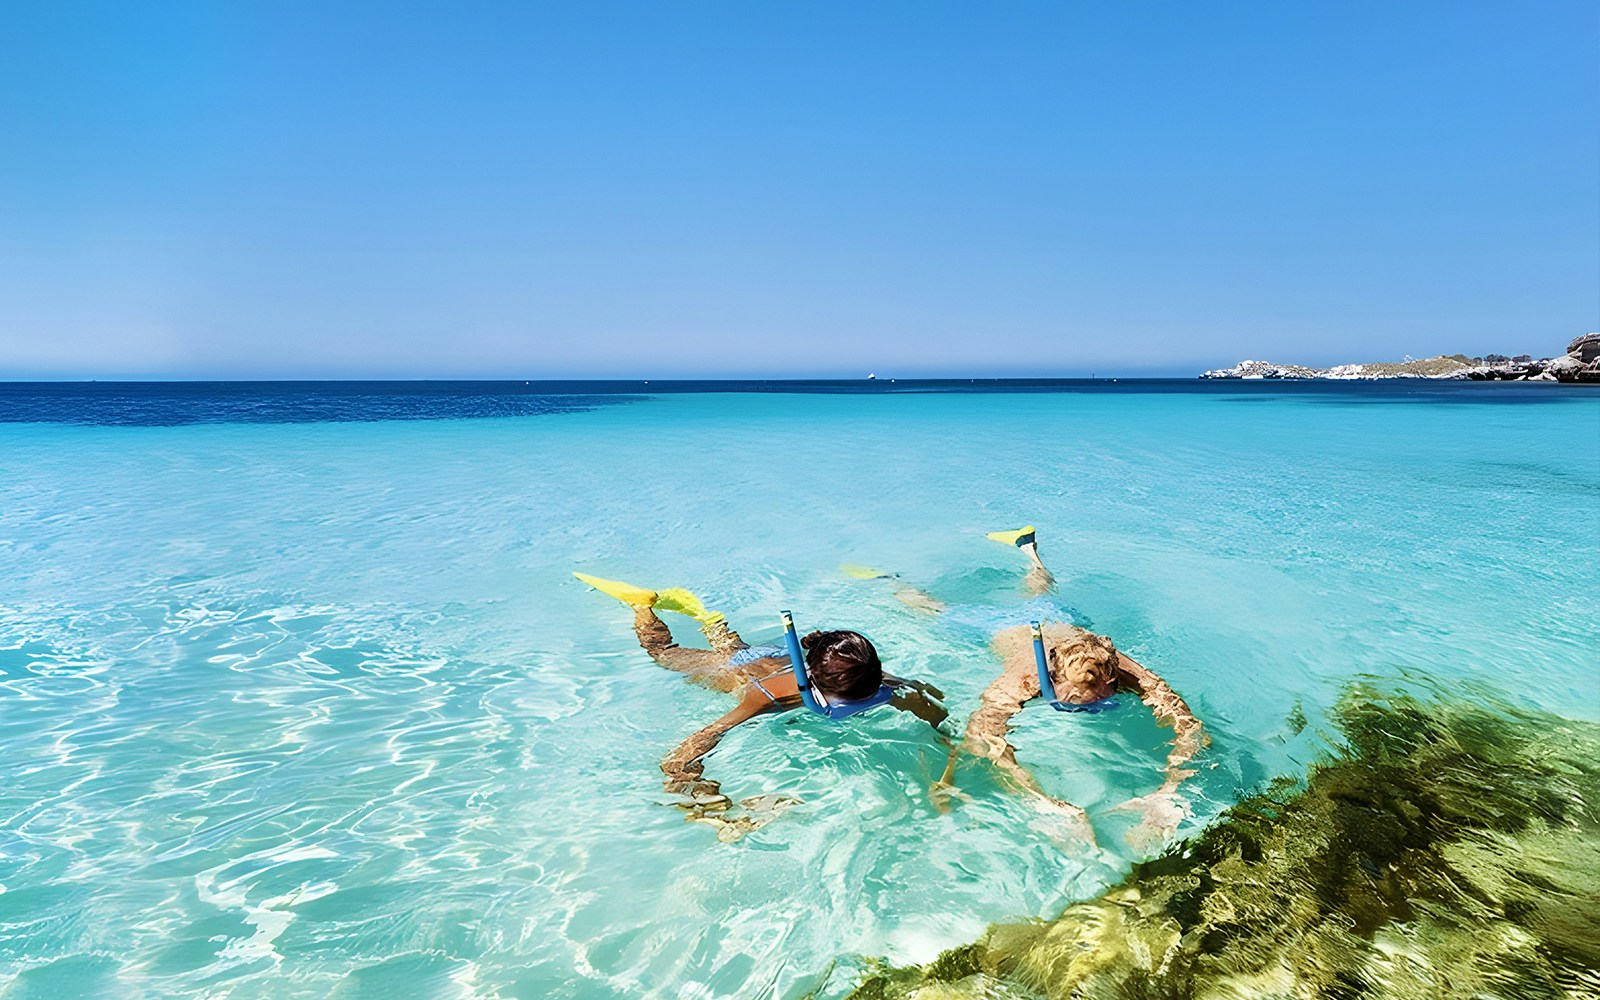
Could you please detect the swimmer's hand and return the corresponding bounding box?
[664,779,731,813]
[1029,794,1096,847]
[886,675,945,701]
[1115,788,1188,852]
[887,677,949,730]
[929,777,969,814]
[681,793,802,843]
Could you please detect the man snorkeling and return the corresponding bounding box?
[574,573,948,838]
[853,527,1205,847]
[938,616,1205,847]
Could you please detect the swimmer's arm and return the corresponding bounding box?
[883,674,949,731]
[935,667,1093,838]
[891,586,947,614]
[1116,653,1207,790]
[966,707,1052,799]
[949,671,1053,800]
[659,686,771,806]
[932,676,1027,803]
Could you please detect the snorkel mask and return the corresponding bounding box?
[1031,620,1118,713]
[780,610,895,720]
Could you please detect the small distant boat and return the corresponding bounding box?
[867,372,877,380]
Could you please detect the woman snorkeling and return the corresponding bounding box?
[573,573,948,837]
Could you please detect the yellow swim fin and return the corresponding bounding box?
[573,572,658,607]
[986,525,1038,548]
[654,587,713,621]
[841,563,896,580]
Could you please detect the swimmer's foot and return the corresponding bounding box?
[573,572,658,607]
[991,525,1052,582]
[648,587,743,652]
[986,525,1037,549]
[686,794,802,843]
[894,587,947,614]
[843,564,945,613]
[655,587,712,621]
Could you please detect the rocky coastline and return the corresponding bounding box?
[1200,333,1600,382]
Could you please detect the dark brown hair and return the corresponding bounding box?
[800,629,883,701]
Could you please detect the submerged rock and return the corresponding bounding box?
[841,686,1600,999]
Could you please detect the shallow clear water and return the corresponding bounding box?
[1,381,1596,998]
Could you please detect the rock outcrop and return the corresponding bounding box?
[1198,359,1326,379]
[1452,334,1600,382]
[1200,355,1473,380]
[843,686,1600,1000]
[1201,336,1600,382]
[1568,332,1600,364]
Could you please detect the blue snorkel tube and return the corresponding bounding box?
[1031,620,1073,711]
[781,610,830,717]
[780,610,895,720]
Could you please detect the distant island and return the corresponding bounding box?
[1200,334,1599,382]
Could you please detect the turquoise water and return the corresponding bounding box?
[2,383,1596,998]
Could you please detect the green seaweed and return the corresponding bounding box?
[843,684,1600,999]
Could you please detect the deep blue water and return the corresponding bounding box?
[0,378,1590,426]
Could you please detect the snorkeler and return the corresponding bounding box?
[573,573,948,835]
[850,527,1204,846]
[937,616,1205,846]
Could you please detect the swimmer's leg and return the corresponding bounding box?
[577,572,747,681]
[839,564,946,614]
[696,611,746,658]
[631,607,746,692]
[987,526,1055,594]
[652,585,746,657]
[632,606,721,667]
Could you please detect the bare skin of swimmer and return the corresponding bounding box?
[949,622,1204,798]
[931,621,1204,846]
[1016,538,1056,596]
[630,607,947,811]
[874,529,1203,844]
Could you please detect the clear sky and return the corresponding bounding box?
[1,1,1596,379]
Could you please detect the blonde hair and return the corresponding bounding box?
[1047,629,1119,690]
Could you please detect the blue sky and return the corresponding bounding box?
[1,1,1595,378]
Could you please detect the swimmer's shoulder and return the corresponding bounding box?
[990,621,1085,658]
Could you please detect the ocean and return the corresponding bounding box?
[2,379,1595,998]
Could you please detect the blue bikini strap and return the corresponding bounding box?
[747,669,782,704]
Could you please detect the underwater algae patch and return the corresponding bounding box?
[844,687,1600,999]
